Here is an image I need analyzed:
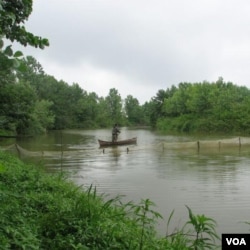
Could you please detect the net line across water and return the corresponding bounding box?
[1,137,250,158]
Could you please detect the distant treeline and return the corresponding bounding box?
[1,0,250,136]
[1,55,250,135]
[0,56,150,135]
[154,77,250,133]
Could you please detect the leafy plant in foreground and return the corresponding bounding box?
[184,205,220,249]
[130,198,163,250]
[1,151,223,249]
[165,207,220,250]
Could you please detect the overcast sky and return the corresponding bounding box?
[14,0,250,104]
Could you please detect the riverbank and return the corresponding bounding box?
[0,151,220,249]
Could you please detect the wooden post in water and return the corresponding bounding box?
[239,137,241,149]
[197,141,200,152]
[15,144,21,158]
[60,131,63,172]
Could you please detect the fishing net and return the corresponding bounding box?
[0,143,101,159]
[162,137,250,150]
[1,137,250,158]
[0,144,68,158]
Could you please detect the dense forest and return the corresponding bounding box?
[154,78,250,134]
[0,55,149,134]
[2,54,250,135]
[1,0,250,136]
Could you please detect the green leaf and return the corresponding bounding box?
[0,39,3,49]
[11,58,20,68]
[4,45,13,56]
[14,51,23,58]
[17,61,27,73]
[42,38,50,46]
[0,163,6,173]
[39,44,45,49]
[7,12,16,25]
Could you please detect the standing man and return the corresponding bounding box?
[112,124,120,142]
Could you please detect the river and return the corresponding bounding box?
[1,128,250,237]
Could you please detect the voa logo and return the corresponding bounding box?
[222,234,250,249]
[226,237,246,246]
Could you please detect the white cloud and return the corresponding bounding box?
[39,59,155,104]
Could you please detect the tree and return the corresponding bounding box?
[149,87,177,127]
[17,56,45,83]
[0,0,49,48]
[163,83,191,117]
[105,88,123,124]
[32,99,55,133]
[156,80,250,133]
[186,82,212,115]
[0,81,37,134]
[124,95,142,125]
[95,97,112,127]
[0,0,49,135]
[47,80,81,129]
[74,92,99,128]
[0,0,49,78]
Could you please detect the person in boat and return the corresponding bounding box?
[112,124,120,142]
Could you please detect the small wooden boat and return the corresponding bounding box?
[98,137,137,147]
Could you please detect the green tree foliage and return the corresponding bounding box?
[148,87,177,127]
[42,79,82,129]
[0,1,50,135]
[157,78,250,133]
[105,88,124,124]
[74,92,99,128]
[124,95,142,125]
[164,83,191,117]
[12,56,146,132]
[32,99,55,133]
[0,0,49,48]
[3,50,250,135]
[0,55,55,135]
[0,81,37,134]
[0,0,148,134]
[140,101,152,125]
[95,97,113,127]
[0,44,18,85]
[15,58,136,131]
[16,55,45,82]
[0,0,49,78]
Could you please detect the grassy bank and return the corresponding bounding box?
[0,151,220,249]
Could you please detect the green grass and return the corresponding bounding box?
[0,151,220,249]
